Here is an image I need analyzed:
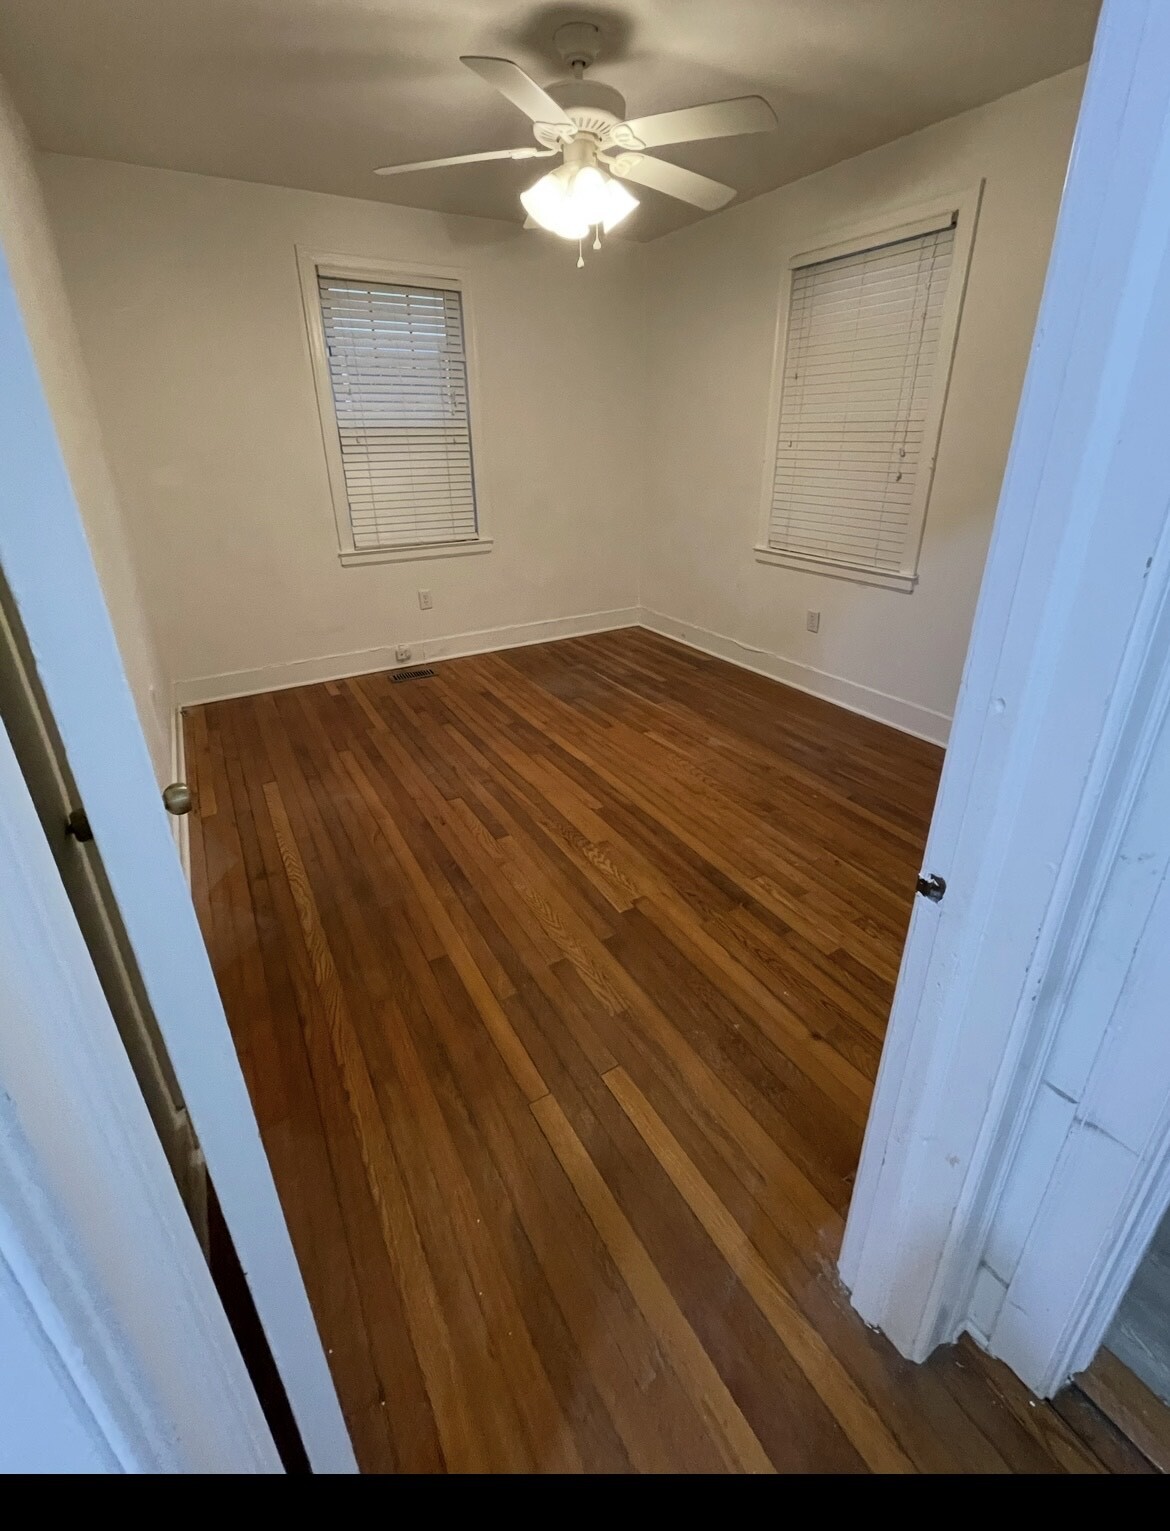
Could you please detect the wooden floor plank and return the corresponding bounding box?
[1077,1345,1170,1472]
[262,778,496,1472]
[184,628,1127,1473]
[1049,1383,1158,1474]
[422,951,726,1472]
[530,1092,775,1474]
[507,973,866,1471]
[604,1065,912,1473]
[270,687,565,1471]
[211,700,404,1469]
[394,964,632,1472]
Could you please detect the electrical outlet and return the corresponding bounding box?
[395,645,412,662]
[805,610,821,633]
[418,589,433,611]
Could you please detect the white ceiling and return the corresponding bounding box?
[0,1,1100,241]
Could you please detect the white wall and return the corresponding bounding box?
[38,156,648,703]
[0,79,169,776]
[640,68,1086,743]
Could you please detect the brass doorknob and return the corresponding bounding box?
[163,782,193,816]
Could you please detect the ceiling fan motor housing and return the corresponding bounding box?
[544,78,627,138]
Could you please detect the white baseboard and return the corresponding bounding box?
[639,607,952,746]
[173,602,949,748]
[172,606,642,709]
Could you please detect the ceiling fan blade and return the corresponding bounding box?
[609,154,735,211]
[618,95,776,149]
[374,146,555,176]
[460,56,574,125]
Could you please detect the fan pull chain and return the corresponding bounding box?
[593,225,602,251]
[577,238,584,269]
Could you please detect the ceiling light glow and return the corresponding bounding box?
[521,164,639,240]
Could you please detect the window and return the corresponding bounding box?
[757,197,976,591]
[300,254,490,565]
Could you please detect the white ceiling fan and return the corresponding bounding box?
[374,22,778,262]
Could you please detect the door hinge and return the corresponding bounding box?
[916,872,946,903]
[65,808,94,843]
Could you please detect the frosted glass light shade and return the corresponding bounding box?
[521,167,590,239]
[596,176,638,233]
[567,165,609,226]
[521,164,639,239]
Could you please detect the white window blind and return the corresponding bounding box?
[316,275,478,550]
[767,222,956,578]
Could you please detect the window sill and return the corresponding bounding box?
[752,544,917,593]
[339,538,494,568]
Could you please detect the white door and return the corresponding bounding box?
[0,242,354,1470]
[0,692,279,1471]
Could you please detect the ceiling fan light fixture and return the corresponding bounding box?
[521,163,639,240]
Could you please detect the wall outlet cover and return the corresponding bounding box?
[395,645,412,662]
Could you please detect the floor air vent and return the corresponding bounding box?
[390,667,436,684]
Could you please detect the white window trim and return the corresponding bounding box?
[754,186,983,592]
[296,247,494,566]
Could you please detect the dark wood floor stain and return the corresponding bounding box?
[185,627,1146,1473]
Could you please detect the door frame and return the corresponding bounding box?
[986,616,1170,1392]
[0,243,354,1468]
[842,0,1170,1389]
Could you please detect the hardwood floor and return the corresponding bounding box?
[1077,1348,1170,1473]
[185,627,1145,1473]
